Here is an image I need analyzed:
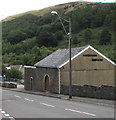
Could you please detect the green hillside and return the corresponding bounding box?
[2,2,116,66]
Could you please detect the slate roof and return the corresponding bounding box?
[34,46,88,68]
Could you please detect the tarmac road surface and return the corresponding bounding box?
[0,88,115,119]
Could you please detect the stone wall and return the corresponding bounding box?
[34,67,59,93]
[24,67,36,91]
[60,85,116,100]
[24,67,59,93]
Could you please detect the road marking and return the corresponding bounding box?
[24,98,34,102]
[1,110,14,119]
[65,108,96,117]
[40,103,55,108]
[14,95,21,98]
[0,109,2,111]
[9,116,14,119]
[1,111,6,114]
[4,113,10,117]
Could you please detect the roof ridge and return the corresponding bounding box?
[35,45,88,68]
[57,45,90,51]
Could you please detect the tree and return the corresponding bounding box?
[2,65,7,76]
[104,11,116,31]
[51,22,63,32]
[36,31,57,47]
[84,28,92,43]
[72,36,79,44]
[55,31,64,41]
[6,68,23,79]
[19,53,35,66]
[99,29,112,45]
[72,14,81,33]
[6,30,27,44]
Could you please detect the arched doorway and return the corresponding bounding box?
[44,75,50,91]
[30,77,33,90]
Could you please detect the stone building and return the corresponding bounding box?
[24,45,116,99]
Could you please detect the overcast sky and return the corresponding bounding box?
[0,0,115,20]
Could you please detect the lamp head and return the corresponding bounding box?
[51,11,58,15]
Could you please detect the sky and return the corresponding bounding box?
[0,0,115,20]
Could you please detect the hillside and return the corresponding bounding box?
[2,2,116,66]
[3,1,95,21]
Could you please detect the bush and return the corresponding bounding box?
[6,68,23,79]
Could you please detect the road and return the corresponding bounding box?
[0,88,114,119]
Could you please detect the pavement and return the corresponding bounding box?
[1,85,115,107]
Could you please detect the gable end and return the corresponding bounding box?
[59,45,116,68]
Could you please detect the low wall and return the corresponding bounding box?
[60,85,116,100]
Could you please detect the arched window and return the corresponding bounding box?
[44,75,50,91]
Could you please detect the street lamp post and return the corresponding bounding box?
[51,11,72,99]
